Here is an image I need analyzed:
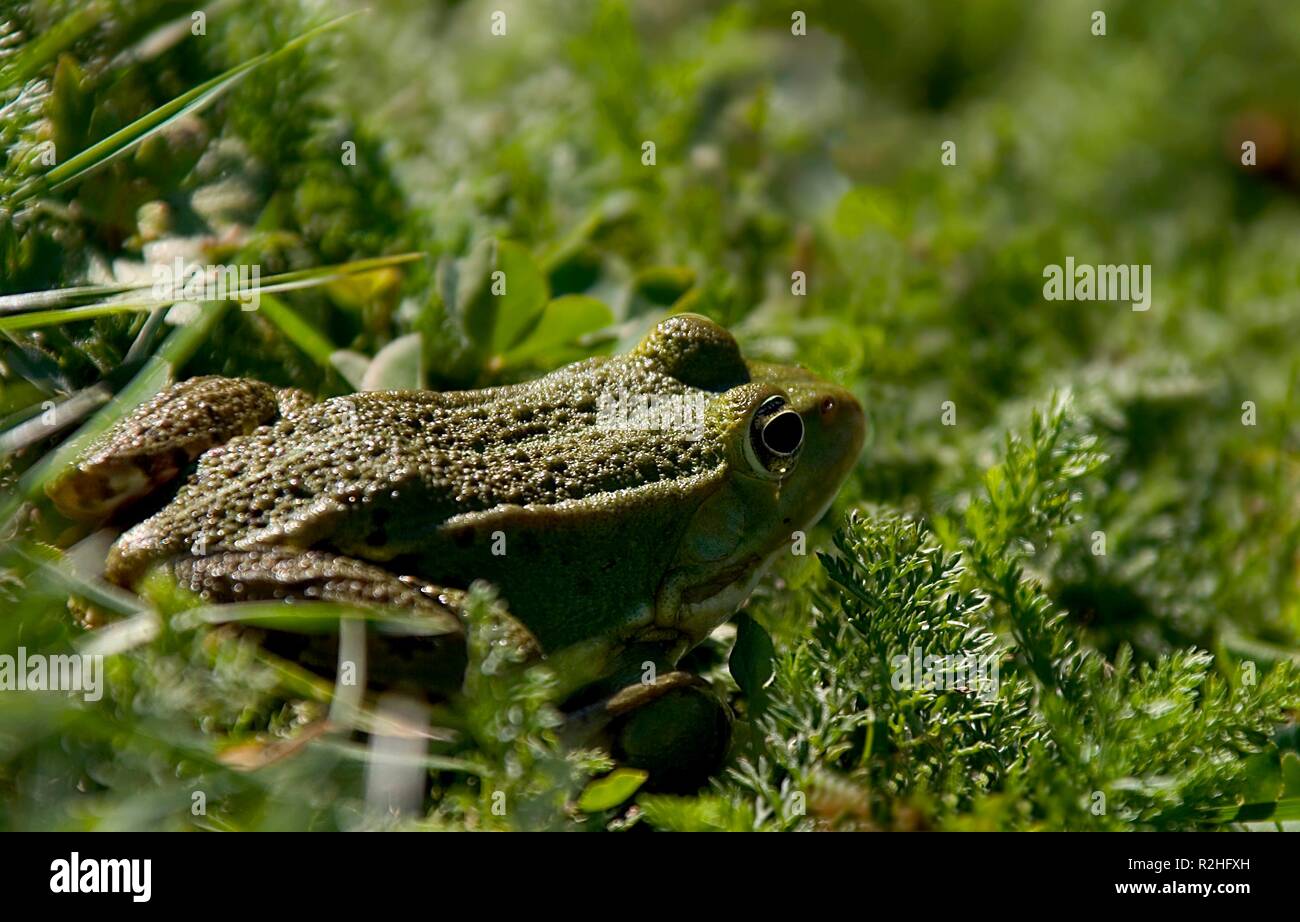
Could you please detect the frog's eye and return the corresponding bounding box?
[745,395,804,478]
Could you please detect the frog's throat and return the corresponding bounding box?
[679,565,768,644]
[640,554,772,659]
[650,485,844,655]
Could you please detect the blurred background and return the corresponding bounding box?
[2,0,1299,830]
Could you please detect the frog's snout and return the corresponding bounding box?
[806,384,866,480]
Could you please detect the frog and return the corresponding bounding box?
[46,313,865,788]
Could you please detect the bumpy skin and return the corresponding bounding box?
[46,377,310,521]
[51,315,865,682]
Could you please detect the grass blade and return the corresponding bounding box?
[0,300,231,527]
[256,293,337,368]
[0,252,422,330]
[0,3,104,91]
[0,280,163,314]
[4,10,362,206]
[1200,797,1300,824]
[173,600,461,637]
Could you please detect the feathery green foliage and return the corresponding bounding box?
[702,401,1300,831]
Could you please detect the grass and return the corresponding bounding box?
[1,0,1299,831]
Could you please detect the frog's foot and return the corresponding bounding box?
[566,671,733,793]
[46,376,313,522]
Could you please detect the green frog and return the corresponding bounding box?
[47,313,864,787]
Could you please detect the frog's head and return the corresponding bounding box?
[632,314,866,651]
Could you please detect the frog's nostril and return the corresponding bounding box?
[820,397,836,416]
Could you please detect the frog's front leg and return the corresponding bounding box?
[612,677,732,792]
[46,376,311,521]
[564,660,733,793]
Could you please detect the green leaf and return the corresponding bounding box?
[502,295,613,366]
[729,612,775,701]
[361,333,424,391]
[449,239,550,358]
[329,350,370,391]
[631,265,696,309]
[446,238,498,353]
[1201,797,1300,825]
[49,54,93,158]
[577,768,648,812]
[1239,750,1284,805]
[489,241,549,355]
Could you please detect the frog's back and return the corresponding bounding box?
[106,356,727,586]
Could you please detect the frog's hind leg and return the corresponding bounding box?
[163,547,527,695]
[46,376,314,522]
[169,547,465,623]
